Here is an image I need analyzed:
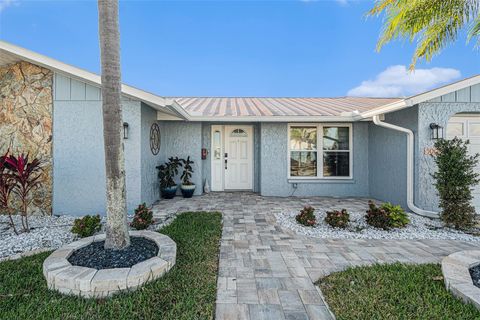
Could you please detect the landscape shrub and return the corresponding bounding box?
[296,205,316,227]
[325,209,350,228]
[433,137,480,230]
[71,215,102,237]
[365,201,409,230]
[130,203,154,230]
[3,153,43,233]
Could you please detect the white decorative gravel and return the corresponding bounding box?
[0,212,174,260]
[0,215,77,259]
[275,209,480,242]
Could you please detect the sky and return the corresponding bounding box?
[0,0,479,98]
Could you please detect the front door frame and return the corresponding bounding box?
[210,124,254,191]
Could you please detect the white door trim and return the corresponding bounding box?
[211,125,254,191]
[210,125,224,191]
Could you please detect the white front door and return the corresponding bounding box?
[447,115,480,214]
[224,125,253,190]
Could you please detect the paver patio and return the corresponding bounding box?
[152,192,479,320]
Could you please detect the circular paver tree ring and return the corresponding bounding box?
[442,250,480,310]
[43,230,176,298]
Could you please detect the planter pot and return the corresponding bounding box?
[180,184,196,198]
[161,186,177,199]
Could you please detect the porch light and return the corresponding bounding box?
[123,122,129,139]
[429,123,443,140]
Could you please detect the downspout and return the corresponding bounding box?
[372,115,438,218]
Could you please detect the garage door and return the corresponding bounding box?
[447,115,480,214]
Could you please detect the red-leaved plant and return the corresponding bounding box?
[0,150,18,234]
[4,154,43,233]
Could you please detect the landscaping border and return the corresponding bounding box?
[43,230,176,298]
[442,250,480,310]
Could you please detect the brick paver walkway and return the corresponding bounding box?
[152,192,479,320]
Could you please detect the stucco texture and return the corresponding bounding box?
[368,107,419,209]
[158,122,203,195]
[259,122,369,197]
[140,103,162,205]
[0,61,53,215]
[417,102,480,211]
[53,99,142,216]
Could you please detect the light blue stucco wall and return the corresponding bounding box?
[53,100,142,215]
[140,103,162,206]
[259,122,369,197]
[417,102,480,211]
[158,122,203,195]
[53,73,145,215]
[368,107,418,209]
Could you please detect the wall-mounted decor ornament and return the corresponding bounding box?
[150,123,160,155]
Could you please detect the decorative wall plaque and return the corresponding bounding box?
[150,123,160,155]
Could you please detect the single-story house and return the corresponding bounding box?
[1,41,479,217]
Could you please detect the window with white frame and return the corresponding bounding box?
[288,124,352,179]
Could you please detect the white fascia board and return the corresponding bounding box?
[358,75,480,119]
[157,111,185,121]
[405,74,480,105]
[0,40,189,118]
[356,100,407,119]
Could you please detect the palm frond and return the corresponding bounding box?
[368,0,480,68]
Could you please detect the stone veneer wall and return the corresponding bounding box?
[0,61,53,215]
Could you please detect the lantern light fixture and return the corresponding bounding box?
[429,123,443,140]
[123,122,129,139]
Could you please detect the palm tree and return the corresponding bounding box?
[98,0,130,249]
[368,0,480,69]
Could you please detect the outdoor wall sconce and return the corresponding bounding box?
[123,122,129,139]
[429,123,443,140]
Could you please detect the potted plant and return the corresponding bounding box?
[180,156,195,198]
[156,157,181,199]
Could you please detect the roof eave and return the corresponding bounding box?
[0,40,189,117]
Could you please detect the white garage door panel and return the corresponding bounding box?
[448,116,480,214]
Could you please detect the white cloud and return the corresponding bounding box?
[347,65,461,97]
[0,0,18,13]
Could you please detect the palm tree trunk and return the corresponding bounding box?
[98,0,130,249]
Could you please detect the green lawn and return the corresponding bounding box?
[0,212,222,320]
[318,263,480,320]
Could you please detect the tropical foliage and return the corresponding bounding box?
[180,156,195,185]
[0,150,18,234]
[157,157,182,189]
[433,137,479,230]
[368,0,480,68]
[365,201,409,230]
[0,153,44,233]
[296,205,316,227]
[325,209,350,229]
[130,203,154,230]
[71,215,102,238]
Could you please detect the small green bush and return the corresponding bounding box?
[296,205,316,227]
[365,201,409,230]
[381,202,410,228]
[433,137,480,230]
[325,209,350,228]
[71,215,102,238]
[130,203,154,230]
